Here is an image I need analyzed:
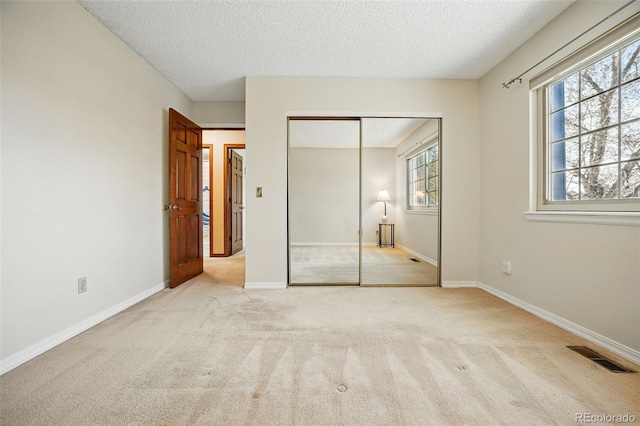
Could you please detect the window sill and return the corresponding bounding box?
[405,209,438,216]
[524,211,640,226]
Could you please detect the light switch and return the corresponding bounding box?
[256,187,263,198]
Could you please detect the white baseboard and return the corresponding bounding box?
[441,281,478,288]
[244,282,287,290]
[291,242,358,246]
[477,281,640,366]
[396,244,437,266]
[291,242,376,247]
[0,280,169,375]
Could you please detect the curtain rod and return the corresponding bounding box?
[502,0,636,89]
[397,130,438,157]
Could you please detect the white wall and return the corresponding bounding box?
[394,121,439,263]
[192,101,245,127]
[245,77,479,287]
[1,2,192,368]
[479,1,640,354]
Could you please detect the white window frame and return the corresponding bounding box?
[406,141,438,212]
[528,13,640,226]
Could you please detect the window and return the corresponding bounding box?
[407,144,438,210]
[537,23,640,213]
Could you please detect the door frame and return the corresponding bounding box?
[201,128,245,258]
[223,143,246,256]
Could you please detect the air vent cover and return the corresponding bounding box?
[567,346,634,373]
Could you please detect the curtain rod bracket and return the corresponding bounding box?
[502,78,522,89]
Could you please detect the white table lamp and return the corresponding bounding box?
[377,189,391,223]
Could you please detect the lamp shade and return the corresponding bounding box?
[377,189,391,202]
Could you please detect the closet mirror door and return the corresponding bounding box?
[361,117,440,286]
[288,119,361,285]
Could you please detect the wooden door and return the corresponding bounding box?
[230,150,244,255]
[168,108,203,288]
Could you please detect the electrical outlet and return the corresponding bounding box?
[78,276,87,294]
[501,261,512,275]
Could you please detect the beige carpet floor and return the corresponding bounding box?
[1,255,639,425]
[290,245,438,286]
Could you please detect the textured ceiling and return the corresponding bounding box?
[290,118,432,148]
[79,0,574,102]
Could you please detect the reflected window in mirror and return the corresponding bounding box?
[407,143,439,210]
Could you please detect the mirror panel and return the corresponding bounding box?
[361,118,439,286]
[288,119,361,284]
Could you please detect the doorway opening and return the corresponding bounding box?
[202,129,246,258]
[287,117,441,286]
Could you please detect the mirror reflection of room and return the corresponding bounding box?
[288,117,439,286]
[361,118,439,286]
[289,119,360,284]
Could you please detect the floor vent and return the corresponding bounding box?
[567,346,634,373]
[409,258,421,262]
